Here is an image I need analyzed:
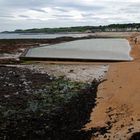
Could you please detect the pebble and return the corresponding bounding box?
[4,95,10,98]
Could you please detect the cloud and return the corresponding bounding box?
[53,7,69,12]
[52,14,73,18]
[0,15,14,18]
[30,8,47,13]
[0,0,140,31]
[18,15,29,18]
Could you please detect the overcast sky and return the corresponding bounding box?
[0,0,140,31]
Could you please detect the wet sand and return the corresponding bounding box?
[85,33,140,139]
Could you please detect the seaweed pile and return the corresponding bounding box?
[0,66,99,140]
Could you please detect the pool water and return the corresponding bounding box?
[25,39,133,61]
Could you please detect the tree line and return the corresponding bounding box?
[3,23,140,33]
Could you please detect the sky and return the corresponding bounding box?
[0,0,140,31]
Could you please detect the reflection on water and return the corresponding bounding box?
[26,39,133,61]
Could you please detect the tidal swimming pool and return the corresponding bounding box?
[25,39,133,61]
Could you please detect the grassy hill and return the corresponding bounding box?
[2,23,140,33]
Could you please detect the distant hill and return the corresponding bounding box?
[2,23,140,33]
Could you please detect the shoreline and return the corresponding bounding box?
[0,32,140,139]
[85,33,140,139]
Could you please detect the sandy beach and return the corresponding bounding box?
[85,33,140,139]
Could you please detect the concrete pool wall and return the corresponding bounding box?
[21,39,133,62]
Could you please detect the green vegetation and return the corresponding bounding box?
[10,26,95,33]
[0,76,87,119]
[2,23,140,33]
[0,61,101,139]
[0,69,98,140]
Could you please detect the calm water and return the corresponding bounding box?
[25,39,133,61]
[0,33,88,39]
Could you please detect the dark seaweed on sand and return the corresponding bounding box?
[0,66,99,140]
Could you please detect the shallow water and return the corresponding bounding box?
[25,39,133,61]
[0,33,87,39]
